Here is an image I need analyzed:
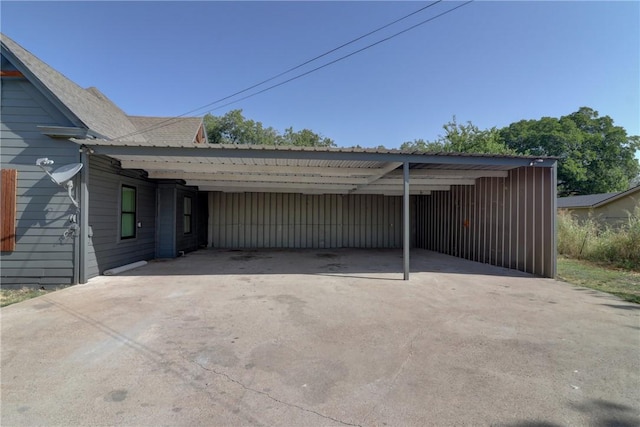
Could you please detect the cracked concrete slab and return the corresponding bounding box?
[1,249,639,426]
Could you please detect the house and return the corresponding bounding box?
[1,33,559,286]
[1,33,208,286]
[557,186,640,228]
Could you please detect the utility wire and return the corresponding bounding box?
[113,1,442,141]
[112,1,442,141]
[205,1,473,114]
[114,0,472,141]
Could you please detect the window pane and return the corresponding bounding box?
[184,215,191,234]
[184,197,192,214]
[121,213,135,238]
[122,187,135,212]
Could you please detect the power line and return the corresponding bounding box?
[112,1,442,141]
[206,1,474,113]
[114,0,472,141]
[114,1,443,141]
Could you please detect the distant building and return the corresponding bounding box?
[557,186,640,228]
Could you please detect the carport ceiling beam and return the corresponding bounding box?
[196,186,352,194]
[355,184,451,192]
[187,180,357,191]
[146,171,371,185]
[375,178,476,186]
[362,162,403,183]
[387,169,509,178]
[120,160,393,177]
[351,190,432,196]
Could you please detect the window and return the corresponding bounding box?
[184,196,192,234]
[121,185,136,239]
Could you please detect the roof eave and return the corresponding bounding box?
[1,41,90,134]
[75,141,558,168]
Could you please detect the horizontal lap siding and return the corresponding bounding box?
[415,166,555,277]
[209,192,402,249]
[0,78,78,285]
[86,155,156,278]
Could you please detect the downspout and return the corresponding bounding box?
[79,147,90,283]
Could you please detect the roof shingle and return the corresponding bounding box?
[1,33,145,142]
[128,116,204,145]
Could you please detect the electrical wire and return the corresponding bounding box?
[113,0,473,141]
[112,1,442,140]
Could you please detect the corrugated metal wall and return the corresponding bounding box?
[415,166,555,277]
[209,192,402,248]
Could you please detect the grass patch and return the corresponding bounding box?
[0,286,64,308]
[557,257,640,304]
[557,207,640,270]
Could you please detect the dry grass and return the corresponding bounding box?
[557,207,640,270]
[0,286,64,308]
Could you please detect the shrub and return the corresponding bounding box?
[557,207,640,270]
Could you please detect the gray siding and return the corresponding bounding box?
[0,78,79,285]
[415,166,555,277]
[86,155,156,278]
[155,184,177,258]
[209,192,402,248]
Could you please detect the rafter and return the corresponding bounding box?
[120,160,390,177]
[147,171,370,185]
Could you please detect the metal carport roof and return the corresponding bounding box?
[74,141,557,280]
[76,141,554,196]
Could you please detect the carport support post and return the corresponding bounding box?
[403,161,410,280]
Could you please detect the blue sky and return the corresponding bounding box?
[2,1,638,151]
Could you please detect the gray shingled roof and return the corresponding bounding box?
[2,33,203,146]
[558,185,640,209]
[128,116,204,145]
[557,192,619,208]
[1,33,145,142]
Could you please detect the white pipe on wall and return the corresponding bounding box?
[103,260,147,276]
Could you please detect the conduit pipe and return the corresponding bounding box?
[103,260,147,276]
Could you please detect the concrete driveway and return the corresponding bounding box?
[2,249,639,426]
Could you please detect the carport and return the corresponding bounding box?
[79,143,557,279]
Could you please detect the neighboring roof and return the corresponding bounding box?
[0,33,145,142]
[558,186,640,209]
[128,116,206,146]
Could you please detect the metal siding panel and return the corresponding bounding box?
[501,177,506,267]
[508,170,515,269]
[490,178,496,264]
[533,167,545,276]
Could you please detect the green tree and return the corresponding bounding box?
[204,110,279,145]
[204,110,335,147]
[280,127,335,147]
[500,107,640,196]
[400,117,516,155]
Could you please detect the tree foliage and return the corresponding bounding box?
[204,110,335,147]
[400,109,639,196]
[500,107,640,196]
[400,117,516,155]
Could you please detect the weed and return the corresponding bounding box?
[557,207,640,271]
